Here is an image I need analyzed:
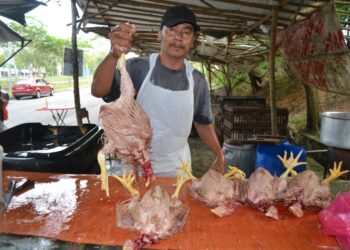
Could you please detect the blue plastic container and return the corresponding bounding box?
[255,140,307,176]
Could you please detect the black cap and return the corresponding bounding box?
[160,6,200,32]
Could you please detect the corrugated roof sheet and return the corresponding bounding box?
[75,0,346,70]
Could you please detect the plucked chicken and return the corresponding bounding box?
[239,151,307,219]
[282,161,349,217]
[98,53,153,193]
[190,168,237,206]
[190,164,278,218]
[190,166,245,217]
[190,150,348,220]
[240,167,280,219]
[117,185,188,238]
[189,153,301,220]
[115,164,191,250]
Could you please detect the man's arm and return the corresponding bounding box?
[195,123,226,174]
[91,53,118,97]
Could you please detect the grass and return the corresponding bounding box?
[51,81,91,92]
[289,114,307,131]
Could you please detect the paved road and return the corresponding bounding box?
[5,87,105,128]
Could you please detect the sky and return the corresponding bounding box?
[26,0,110,53]
[2,0,138,58]
[28,1,74,39]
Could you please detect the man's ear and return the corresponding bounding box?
[191,34,198,48]
[191,38,195,48]
[157,31,162,42]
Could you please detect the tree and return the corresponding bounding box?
[2,17,91,75]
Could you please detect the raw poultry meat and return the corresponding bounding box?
[189,152,304,220]
[115,167,190,250]
[117,185,188,239]
[189,151,348,220]
[282,161,348,217]
[240,167,279,219]
[283,170,332,217]
[190,166,278,218]
[98,53,153,188]
[189,161,293,219]
[190,167,245,217]
[190,168,238,206]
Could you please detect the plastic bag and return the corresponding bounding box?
[255,140,306,176]
[319,192,350,250]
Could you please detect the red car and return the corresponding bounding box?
[11,78,54,100]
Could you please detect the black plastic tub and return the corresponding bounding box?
[0,123,103,174]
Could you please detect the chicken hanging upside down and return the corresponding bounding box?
[97,52,154,196]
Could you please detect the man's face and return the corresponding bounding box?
[158,23,195,59]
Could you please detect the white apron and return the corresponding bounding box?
[136,53,194,177]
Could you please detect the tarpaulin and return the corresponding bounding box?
[277,3,350,95]
[255,140,307,177]
[0,0,43,26]
[0,170,338,249]
[0,20,25,43]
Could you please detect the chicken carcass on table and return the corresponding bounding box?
[115,165,191,250]
[239,167,281,219]
[97,52,153,195]
[189,153,301,220]
[190,169,237,206]
[117,185,189,248]
[239,150,307,219]
[190,166,245,217]
[282,161,349,217]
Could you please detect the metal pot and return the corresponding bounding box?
[320,112,350,150]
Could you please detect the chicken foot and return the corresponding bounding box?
[322,161,349,185]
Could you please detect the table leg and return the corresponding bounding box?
[57,110,69,125]
[50,110,60,125]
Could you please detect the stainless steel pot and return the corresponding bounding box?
[320,112,350,149]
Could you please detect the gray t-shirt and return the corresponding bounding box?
[103,56,213,124]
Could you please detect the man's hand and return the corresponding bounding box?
[212,153,226,174]
[194,123,226,175]
[108,23,136,59]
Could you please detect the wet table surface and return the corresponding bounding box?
[0,170,339,249]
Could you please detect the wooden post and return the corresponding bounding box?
[304,84,320,133]
[71,0,82,125]
[206,61,213,94]
[227,64,231,96]
[269,7,278,135]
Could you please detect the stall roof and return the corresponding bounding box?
[0,20,31,67]
[75,0,346,70]
[0,20,25,43]
[0,0,44,26]
[0,0,42,67]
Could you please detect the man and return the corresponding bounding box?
[92,5,225,176]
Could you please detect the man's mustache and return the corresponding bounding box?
[169,43,185,49]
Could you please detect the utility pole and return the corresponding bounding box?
[71,0,82,125]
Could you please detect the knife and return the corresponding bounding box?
[14,179,35,194]
[1,180,16,211]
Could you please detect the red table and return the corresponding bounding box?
[0,170,339,249]
[35,105,75,125]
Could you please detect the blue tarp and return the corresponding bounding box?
[255,140,307,176]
